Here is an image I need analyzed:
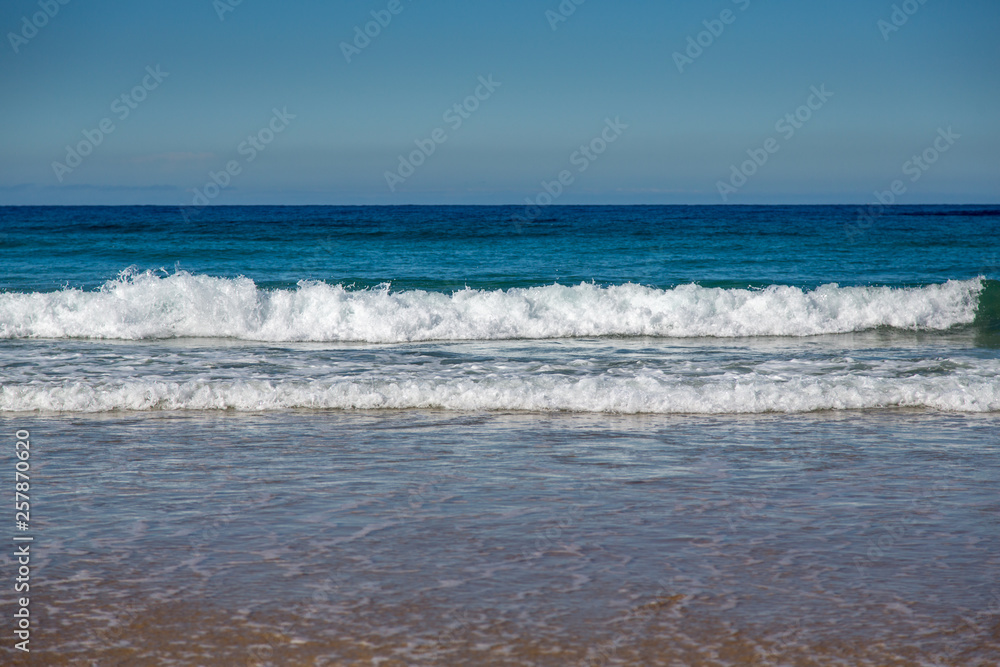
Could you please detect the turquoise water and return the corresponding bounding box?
[1,205,998,665]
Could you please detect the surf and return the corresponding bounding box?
[0,270,986,343]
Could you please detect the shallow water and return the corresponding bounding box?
[5,410,998,665]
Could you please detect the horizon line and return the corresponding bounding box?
[3,202,1000,208]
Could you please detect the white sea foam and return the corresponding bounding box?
[2,372,997,413]
[0,272,984,342]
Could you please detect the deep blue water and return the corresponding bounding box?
[2,205,998,292]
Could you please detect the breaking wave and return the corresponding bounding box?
[0,271,987,342]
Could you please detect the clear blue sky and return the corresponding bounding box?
[2,0,997,205]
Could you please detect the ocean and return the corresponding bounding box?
[1,205,999,665]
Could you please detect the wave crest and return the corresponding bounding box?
[0,271,984,342]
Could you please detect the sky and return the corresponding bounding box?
[1,0,998,205]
